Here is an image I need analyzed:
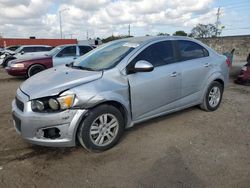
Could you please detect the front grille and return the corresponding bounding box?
[12,113,21,133]
[16,97,24,111]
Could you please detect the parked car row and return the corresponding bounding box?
[11,36,230,152]
[2,44,93,77]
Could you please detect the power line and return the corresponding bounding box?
[218,1,250,7]
[224,27,250,30]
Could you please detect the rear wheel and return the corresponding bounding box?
[77,105,124,152]
[27,64,45,77]
[200,81,223,111]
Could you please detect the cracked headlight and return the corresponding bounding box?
[31,94,75,112]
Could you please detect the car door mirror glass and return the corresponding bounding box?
[133,60,154,73]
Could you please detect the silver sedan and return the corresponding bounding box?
[12,36,229,151]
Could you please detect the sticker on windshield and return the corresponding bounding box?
[123,42,139,48]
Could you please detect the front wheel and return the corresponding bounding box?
[200,81,223,111]
[77,105,124,152]
[27,64,45,77]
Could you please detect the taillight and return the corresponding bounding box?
[226,58,231,67]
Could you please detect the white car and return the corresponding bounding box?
[1,45,52,67]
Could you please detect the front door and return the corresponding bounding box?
[127,40,181,121]
[53,46,77,66]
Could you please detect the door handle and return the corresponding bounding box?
[204,63,210,67]
[170,72,178,77]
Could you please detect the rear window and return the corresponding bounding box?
[57,46,76,57]
[177,40,209,61]
[79,46,92,56]
[22,47,36,53]
[36,47,52,51]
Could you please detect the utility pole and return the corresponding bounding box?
[215,7,221,37]
[86,30,89,40]
[59,8,69,39]
[128,24,130,36]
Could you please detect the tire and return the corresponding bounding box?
[2,57,15,68]
[200,81,223,111]
[77,104,124,152]
[27,64,45,77]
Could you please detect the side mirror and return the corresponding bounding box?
[21,51,24,55]
[132,60,154,73]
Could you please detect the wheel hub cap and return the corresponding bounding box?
[90,113,119,146]
[208,86,221,108]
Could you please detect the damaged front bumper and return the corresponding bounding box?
[12,89,87,147]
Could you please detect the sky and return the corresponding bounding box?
[0,0,249,39]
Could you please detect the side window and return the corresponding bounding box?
[79,46,92,56]
[56,46,76,57]
[130,41,175,67]
[22,47,36,53]
[36,47,52,51]
[178,40,209,61]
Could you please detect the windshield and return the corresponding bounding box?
[45,46,62,56]
[73,41,138,71]
[14,47,22,53]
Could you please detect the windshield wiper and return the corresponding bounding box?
[72,66,95,71]
[66,62,96,71]
[66,63,95,71]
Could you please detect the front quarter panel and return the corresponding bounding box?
[70,68,132,127]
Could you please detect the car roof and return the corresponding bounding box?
[118,36,196,45]
[55,44,91,48]
[20,45,52,47]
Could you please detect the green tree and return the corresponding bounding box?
[157,32,170,36]
[190,24,217,38]
[102,35,133,43]
[173,30,187,36]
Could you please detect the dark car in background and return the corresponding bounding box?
[1,45,53,67]
[5,44,93,77]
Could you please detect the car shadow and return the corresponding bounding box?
[122,106,198,140]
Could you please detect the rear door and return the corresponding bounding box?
[53,46,77,66]
[176,40,212,105]
[127,40,181,121]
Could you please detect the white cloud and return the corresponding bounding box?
[0,0,218,38]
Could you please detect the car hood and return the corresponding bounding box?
[20,66,103,100]
[4,50,16,55]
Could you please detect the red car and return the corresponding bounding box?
[5,44,93,77]
[235,63,250,85]
[235,53,250,86]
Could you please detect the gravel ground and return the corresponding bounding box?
[0,66,249,188]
